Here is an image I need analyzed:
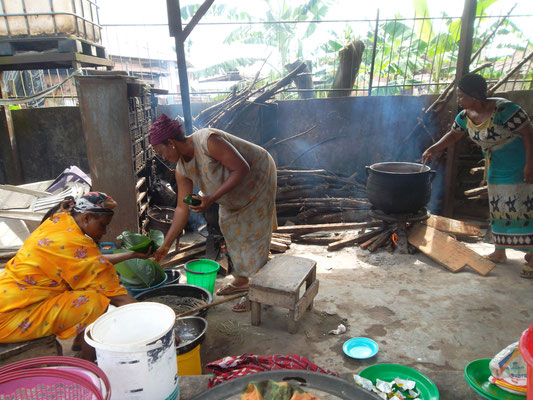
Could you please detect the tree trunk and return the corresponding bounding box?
[328,39,365,98]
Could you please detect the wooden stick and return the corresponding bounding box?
[464,186,487,196]
[276,222,382,235]
[469,166,485,175]
[368,230,394,253]
[488,51,533,96]
[176,292,247,318]
[327,228,383,251]
[270,125,317,147]
[360,234,381,250]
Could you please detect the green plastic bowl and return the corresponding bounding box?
[464,359,525,400]
[184,259,220,295]
[359,363,439,400]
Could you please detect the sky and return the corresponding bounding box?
[97,0,532,82]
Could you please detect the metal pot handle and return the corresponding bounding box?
[365,166,370,176]
[429,170,437,182]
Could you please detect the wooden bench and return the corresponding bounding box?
[0,336,62,367]
[249,255,319,334]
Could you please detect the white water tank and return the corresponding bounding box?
[0,0,101,43]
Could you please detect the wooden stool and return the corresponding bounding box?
[249,255,319,334]
[0,336,62,367]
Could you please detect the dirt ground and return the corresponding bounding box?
[55,232,532,399]
[194,238,532,400]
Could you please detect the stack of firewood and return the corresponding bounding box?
[276,168,370,225]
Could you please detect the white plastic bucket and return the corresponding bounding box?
[85,302,179,400]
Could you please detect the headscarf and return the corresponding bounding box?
[458,73,487,100]
[72,192,116,215]
[150,113,183,146]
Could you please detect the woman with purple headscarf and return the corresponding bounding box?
[150,114,277,310]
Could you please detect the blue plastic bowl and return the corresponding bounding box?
[343,337,379,359]
[125,274,168,297]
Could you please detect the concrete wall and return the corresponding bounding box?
[1,90,531,187]
[272,95,448,178]
[0,107,88,184]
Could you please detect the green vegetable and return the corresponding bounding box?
[183,194,201,206]
[113,249,166,288]
[116,230,164,254]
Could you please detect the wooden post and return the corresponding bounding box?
[442,0,477,217]
[0,72,24,184]
[166,0,193,134]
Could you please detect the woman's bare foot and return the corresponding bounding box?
[484,249,507,263]
[216,276,249,296]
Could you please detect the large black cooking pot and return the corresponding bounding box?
[366,162,436,214]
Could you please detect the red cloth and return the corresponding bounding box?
[205,354,338,388]
[149,113,182,146]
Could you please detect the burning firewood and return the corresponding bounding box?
[327,227,384,251]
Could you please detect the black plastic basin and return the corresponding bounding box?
[134,284,213,318]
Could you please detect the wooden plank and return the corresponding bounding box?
[160,245,206,268]
[248,287,297,310]
[275,221,381,235]
[250,255,316,294]
[423,214,481,236]
[407,223,495,276]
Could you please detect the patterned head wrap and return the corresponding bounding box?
[72,192,116,215]
[150,113,183,146]
[458,73,487,100]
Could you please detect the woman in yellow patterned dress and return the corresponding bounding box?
[151,114,277,311]
[0,192,150,359]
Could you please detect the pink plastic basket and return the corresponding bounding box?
[0,356,111,400]
[520,325,533,400]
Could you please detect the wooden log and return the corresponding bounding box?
[276,221,381,235]
[464,186,488,196]
[293,235,343,245]
[270,240,288,252]
[360,234,381,250]
[327,228,383,251]
[271,232,292,240]
[270,236,291,246]
[277,169,329,175]
[304,210,369,224]
[368,230,394,253]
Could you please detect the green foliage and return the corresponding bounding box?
[116,230,164,253]
[113,251,165,288]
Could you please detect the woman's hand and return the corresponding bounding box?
[130,247,153,260]
[524,163,533,184]
[109,294,137,307]
[189,194,214,213]
[421,147,435,164]
[153,244,170,262]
